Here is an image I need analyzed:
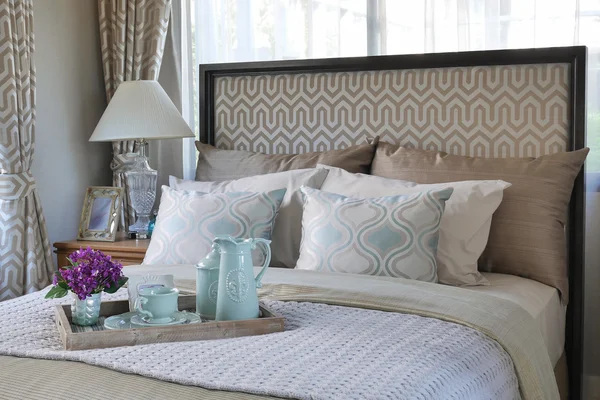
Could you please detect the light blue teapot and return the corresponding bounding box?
[214,235,271,321]
[195,243,221,320]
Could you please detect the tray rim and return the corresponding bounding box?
[54,295,284,350]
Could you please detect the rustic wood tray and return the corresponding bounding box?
[54,295,284,351]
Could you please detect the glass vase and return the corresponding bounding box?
[71,292,102,326]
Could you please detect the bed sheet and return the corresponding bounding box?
[467,272,566,366]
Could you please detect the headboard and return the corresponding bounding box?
[199,46,587,398]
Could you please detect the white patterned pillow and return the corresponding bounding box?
[316,164,511,286]
[169,168,329,268]
[144,186,286,265]
[297,187,453,282]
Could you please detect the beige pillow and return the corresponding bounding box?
[317,164,510,287]
[195,141,376,181]
[170,168,329,268]
[372,142,589,301]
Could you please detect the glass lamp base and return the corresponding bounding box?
[125,139,157,240]
[129,214,151,238]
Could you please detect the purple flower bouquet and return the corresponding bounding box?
[45,247,128,300]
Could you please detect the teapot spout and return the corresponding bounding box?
[212,235,238,248]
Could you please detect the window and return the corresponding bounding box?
[180,0,600,177]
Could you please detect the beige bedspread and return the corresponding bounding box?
[0,266,558,400]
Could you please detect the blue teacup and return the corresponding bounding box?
[134,287,179,323]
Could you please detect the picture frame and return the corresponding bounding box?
[77,186,123,242]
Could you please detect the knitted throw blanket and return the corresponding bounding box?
[0,269,558,400]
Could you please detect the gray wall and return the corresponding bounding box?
[32,0,111,254]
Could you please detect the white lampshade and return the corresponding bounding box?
[89,80,195,142]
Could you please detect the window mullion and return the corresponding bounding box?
[367,0,383,56]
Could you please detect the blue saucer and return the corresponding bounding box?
[104,311,201,330]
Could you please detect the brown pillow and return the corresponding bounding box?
[195,141,377,181]
[372,142,588,301]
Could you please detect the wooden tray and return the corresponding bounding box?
[54,295,284,350]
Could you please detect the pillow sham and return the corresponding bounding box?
[144,186,286,265]
[195,141,376,181]
[371,142,589,300]
[169,168,329,268]
[296,186,454,282]
[316,164,511,286]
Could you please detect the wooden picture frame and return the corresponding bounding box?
[77,186,123,242]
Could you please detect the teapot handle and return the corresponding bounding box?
[252,238,271,288]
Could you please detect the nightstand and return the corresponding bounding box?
[54,233,149,268]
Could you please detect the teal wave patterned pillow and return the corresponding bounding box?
[297,187,454,282]
[144,186,286,265]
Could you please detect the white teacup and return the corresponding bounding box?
[134,287,179,323]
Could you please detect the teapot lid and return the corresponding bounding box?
[195,244,220,270]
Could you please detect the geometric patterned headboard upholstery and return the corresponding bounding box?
[214,63,570,158]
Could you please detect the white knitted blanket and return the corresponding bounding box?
[0,287,519,400]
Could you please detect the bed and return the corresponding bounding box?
[0,46,587,399]
[0,267,572,400]
[198,46,586,398]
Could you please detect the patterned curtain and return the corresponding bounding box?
[0,0,54,301]
[98,0,171,230]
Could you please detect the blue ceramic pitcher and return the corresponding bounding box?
[214,235,271,321]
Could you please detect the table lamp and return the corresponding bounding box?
[89,80,194,238]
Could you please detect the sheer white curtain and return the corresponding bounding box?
[180,0,371,178]
[384,0,586,53]
[180,0,600,178]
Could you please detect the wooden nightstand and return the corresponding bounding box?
[54,233,149,268]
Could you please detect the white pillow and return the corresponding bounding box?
[316,164,511,286]
[169,168,329,268]
[297,186,453,282]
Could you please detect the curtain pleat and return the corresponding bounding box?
[0,0,54,301]
[98,0,171,231]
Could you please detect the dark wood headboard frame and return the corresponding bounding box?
[199,46,587,399]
